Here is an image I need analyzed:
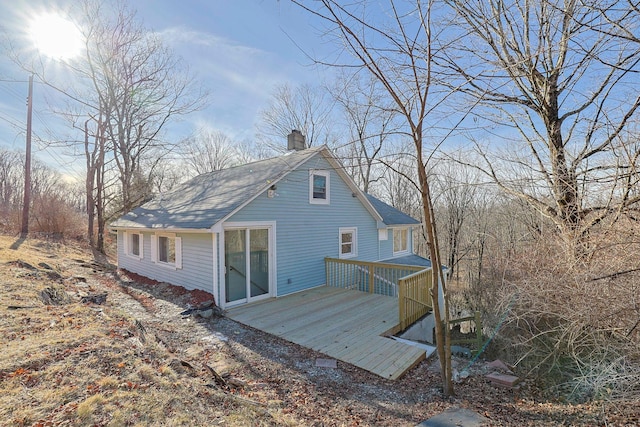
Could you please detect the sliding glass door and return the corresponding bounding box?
[225,227,271,305]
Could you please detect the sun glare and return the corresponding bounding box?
[30,13,82,60]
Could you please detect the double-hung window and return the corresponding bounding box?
[151,233,182,269]
[339,227,357,258]
[158,235,176,263]
[309,170,330,204]
[393,228,409,255]
[124,231,143,259]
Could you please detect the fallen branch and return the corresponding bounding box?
[7,305,38,310]
[589,268,640,281]
[205,364,228,388]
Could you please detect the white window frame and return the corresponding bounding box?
[151,233,182,269]
[124,231,144,260]
[309,170,330,205]
[393,227,409,256]
[339,227,357,259]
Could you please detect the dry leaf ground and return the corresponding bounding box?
[1,235,637,426]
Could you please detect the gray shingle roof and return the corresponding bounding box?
[379,254,432,268]
[110,147,325,230]
[365,194,420,226]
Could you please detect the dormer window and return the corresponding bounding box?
[309,170,330,204]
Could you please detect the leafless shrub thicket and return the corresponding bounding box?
[0,148,85,238]
[469,221,640,403]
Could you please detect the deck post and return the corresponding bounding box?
[398,277,406,330]
[325,257,330,287]
[475,310,482,350]
[369,262,374,293]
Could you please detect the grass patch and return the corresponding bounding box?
[0,235,291,425]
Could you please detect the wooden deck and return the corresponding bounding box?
[227,286,426,380]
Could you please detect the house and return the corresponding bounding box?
[110,135,428,310]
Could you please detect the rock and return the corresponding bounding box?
[38,262,54,270]
[451,345,472,358]
[196,309,214,318]
[45,270,63,281]
[40,286,70,305]
[81,293,107,305]
[486,371,520,388]
[15,260,37,270]
[453,368,471,382]
[195,300,215,310]
[186,305,224,318]
[416,406,489,427]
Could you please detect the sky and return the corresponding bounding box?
[0,0,333,180]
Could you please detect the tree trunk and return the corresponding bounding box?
[416,146,453,396]
[95,125,106,254]
[84,119,96,247]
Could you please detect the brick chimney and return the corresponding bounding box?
[287,129,306,151]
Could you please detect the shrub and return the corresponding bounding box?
[465,225,640,403]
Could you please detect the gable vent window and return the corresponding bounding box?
[309,170,330,204]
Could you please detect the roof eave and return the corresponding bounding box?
[108,225,213,234]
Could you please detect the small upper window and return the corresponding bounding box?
[393,228,409,255]
[125,232,143,259]
[309,170,330,204]
[339,227,357,258]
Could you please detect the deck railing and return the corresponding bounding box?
[325,257,423,296]
[449,311,484,355]
[398,268,433,330]
[325,257,432,330]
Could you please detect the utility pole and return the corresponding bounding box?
[20,75,33,238]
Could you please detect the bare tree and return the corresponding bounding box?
[0,149,23,210]
[294,0,455,395]
[256,83,336,150]
[432,159,481,281]
[330,72,399,193]
[441,0,640,254]
[180,129,240,177]
[80,1,205,216]
[0,148,85,236]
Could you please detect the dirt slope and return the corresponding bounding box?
[0,235,632,426]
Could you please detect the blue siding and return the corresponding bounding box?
[379,229,393,259]
[117,231,214,295]
[228,156,380,296]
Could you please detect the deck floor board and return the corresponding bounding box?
[227,286,426,380]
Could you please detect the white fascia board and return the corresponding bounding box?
[109,226,213,234]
